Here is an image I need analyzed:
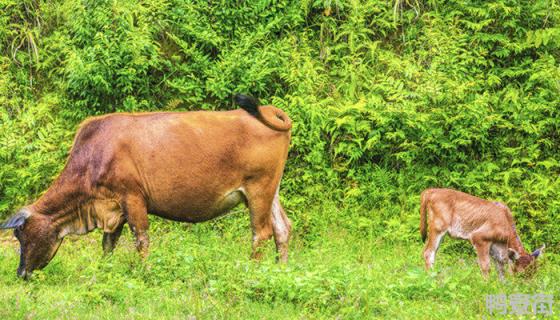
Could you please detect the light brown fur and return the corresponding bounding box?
[420,188,543,279]
[2,100,293,279]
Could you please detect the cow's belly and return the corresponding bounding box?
[447,219,471,240]
[147,189,246,223]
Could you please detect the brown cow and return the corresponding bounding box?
[0,94,292,279]
[420,188,544,279]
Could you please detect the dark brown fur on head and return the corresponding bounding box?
[8,212,62,279]
[509,245,544,276]
[513,255,536,273]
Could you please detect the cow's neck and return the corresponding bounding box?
[29,174,96,237]
[32,172,85,213]
[31,200,110,238]
[31,185,124,239]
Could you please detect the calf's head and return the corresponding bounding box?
[508,245,545,274]
[1,210,62,279]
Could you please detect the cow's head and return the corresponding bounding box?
[508,245,545,274]
[0,209,62,280]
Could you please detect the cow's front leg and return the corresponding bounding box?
[122,195,150,259]
[473,237,491,279]
[496,261,506,281]
[490,243,508,281]
[102,222,125,255]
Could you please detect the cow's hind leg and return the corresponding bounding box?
[102,222,125,255]
[423,229,446,270]
[245,186,275,261]
[271,189,291,263]
[122,195,150,259]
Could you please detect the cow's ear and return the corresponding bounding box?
[0,210,31,229]
[508,248,520,261]
[531,244,545,258]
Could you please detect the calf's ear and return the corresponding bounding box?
[508,248,520,261]
[531,244,545,258]
[0,210,31,229]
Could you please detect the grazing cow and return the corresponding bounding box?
[0,94,292,279]
[420,188,544,279]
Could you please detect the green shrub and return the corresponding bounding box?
[0,0,558,248]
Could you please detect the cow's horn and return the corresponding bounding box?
[532,244,546,258]
[0,209,31,229]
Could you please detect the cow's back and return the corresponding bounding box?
[424,188,514,240]
[66,110,290,220]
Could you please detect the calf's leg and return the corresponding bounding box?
[423,229,446,270]
[495,261,506,281]
[472,237,491,278]
[490,243,508,281]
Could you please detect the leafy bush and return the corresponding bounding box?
[0,0,559,249]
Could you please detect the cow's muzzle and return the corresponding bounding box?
[17,269,31,280]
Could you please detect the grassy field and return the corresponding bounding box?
[1,1,558,319]
[0,204,558,319]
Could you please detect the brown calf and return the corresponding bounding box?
[0,94,292,279]
[420,188,544,279]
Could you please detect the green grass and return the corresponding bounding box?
[1,205,558,319]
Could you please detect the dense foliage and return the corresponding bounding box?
[1,0,559,250]
[1,1,560,318]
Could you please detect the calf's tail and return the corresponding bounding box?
[420,191,429,242]
[234,94,292,131]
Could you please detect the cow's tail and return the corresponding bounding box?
[234,94,292,131]
[420,190,429,242]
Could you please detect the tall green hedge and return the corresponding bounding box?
[1,0,559,248]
